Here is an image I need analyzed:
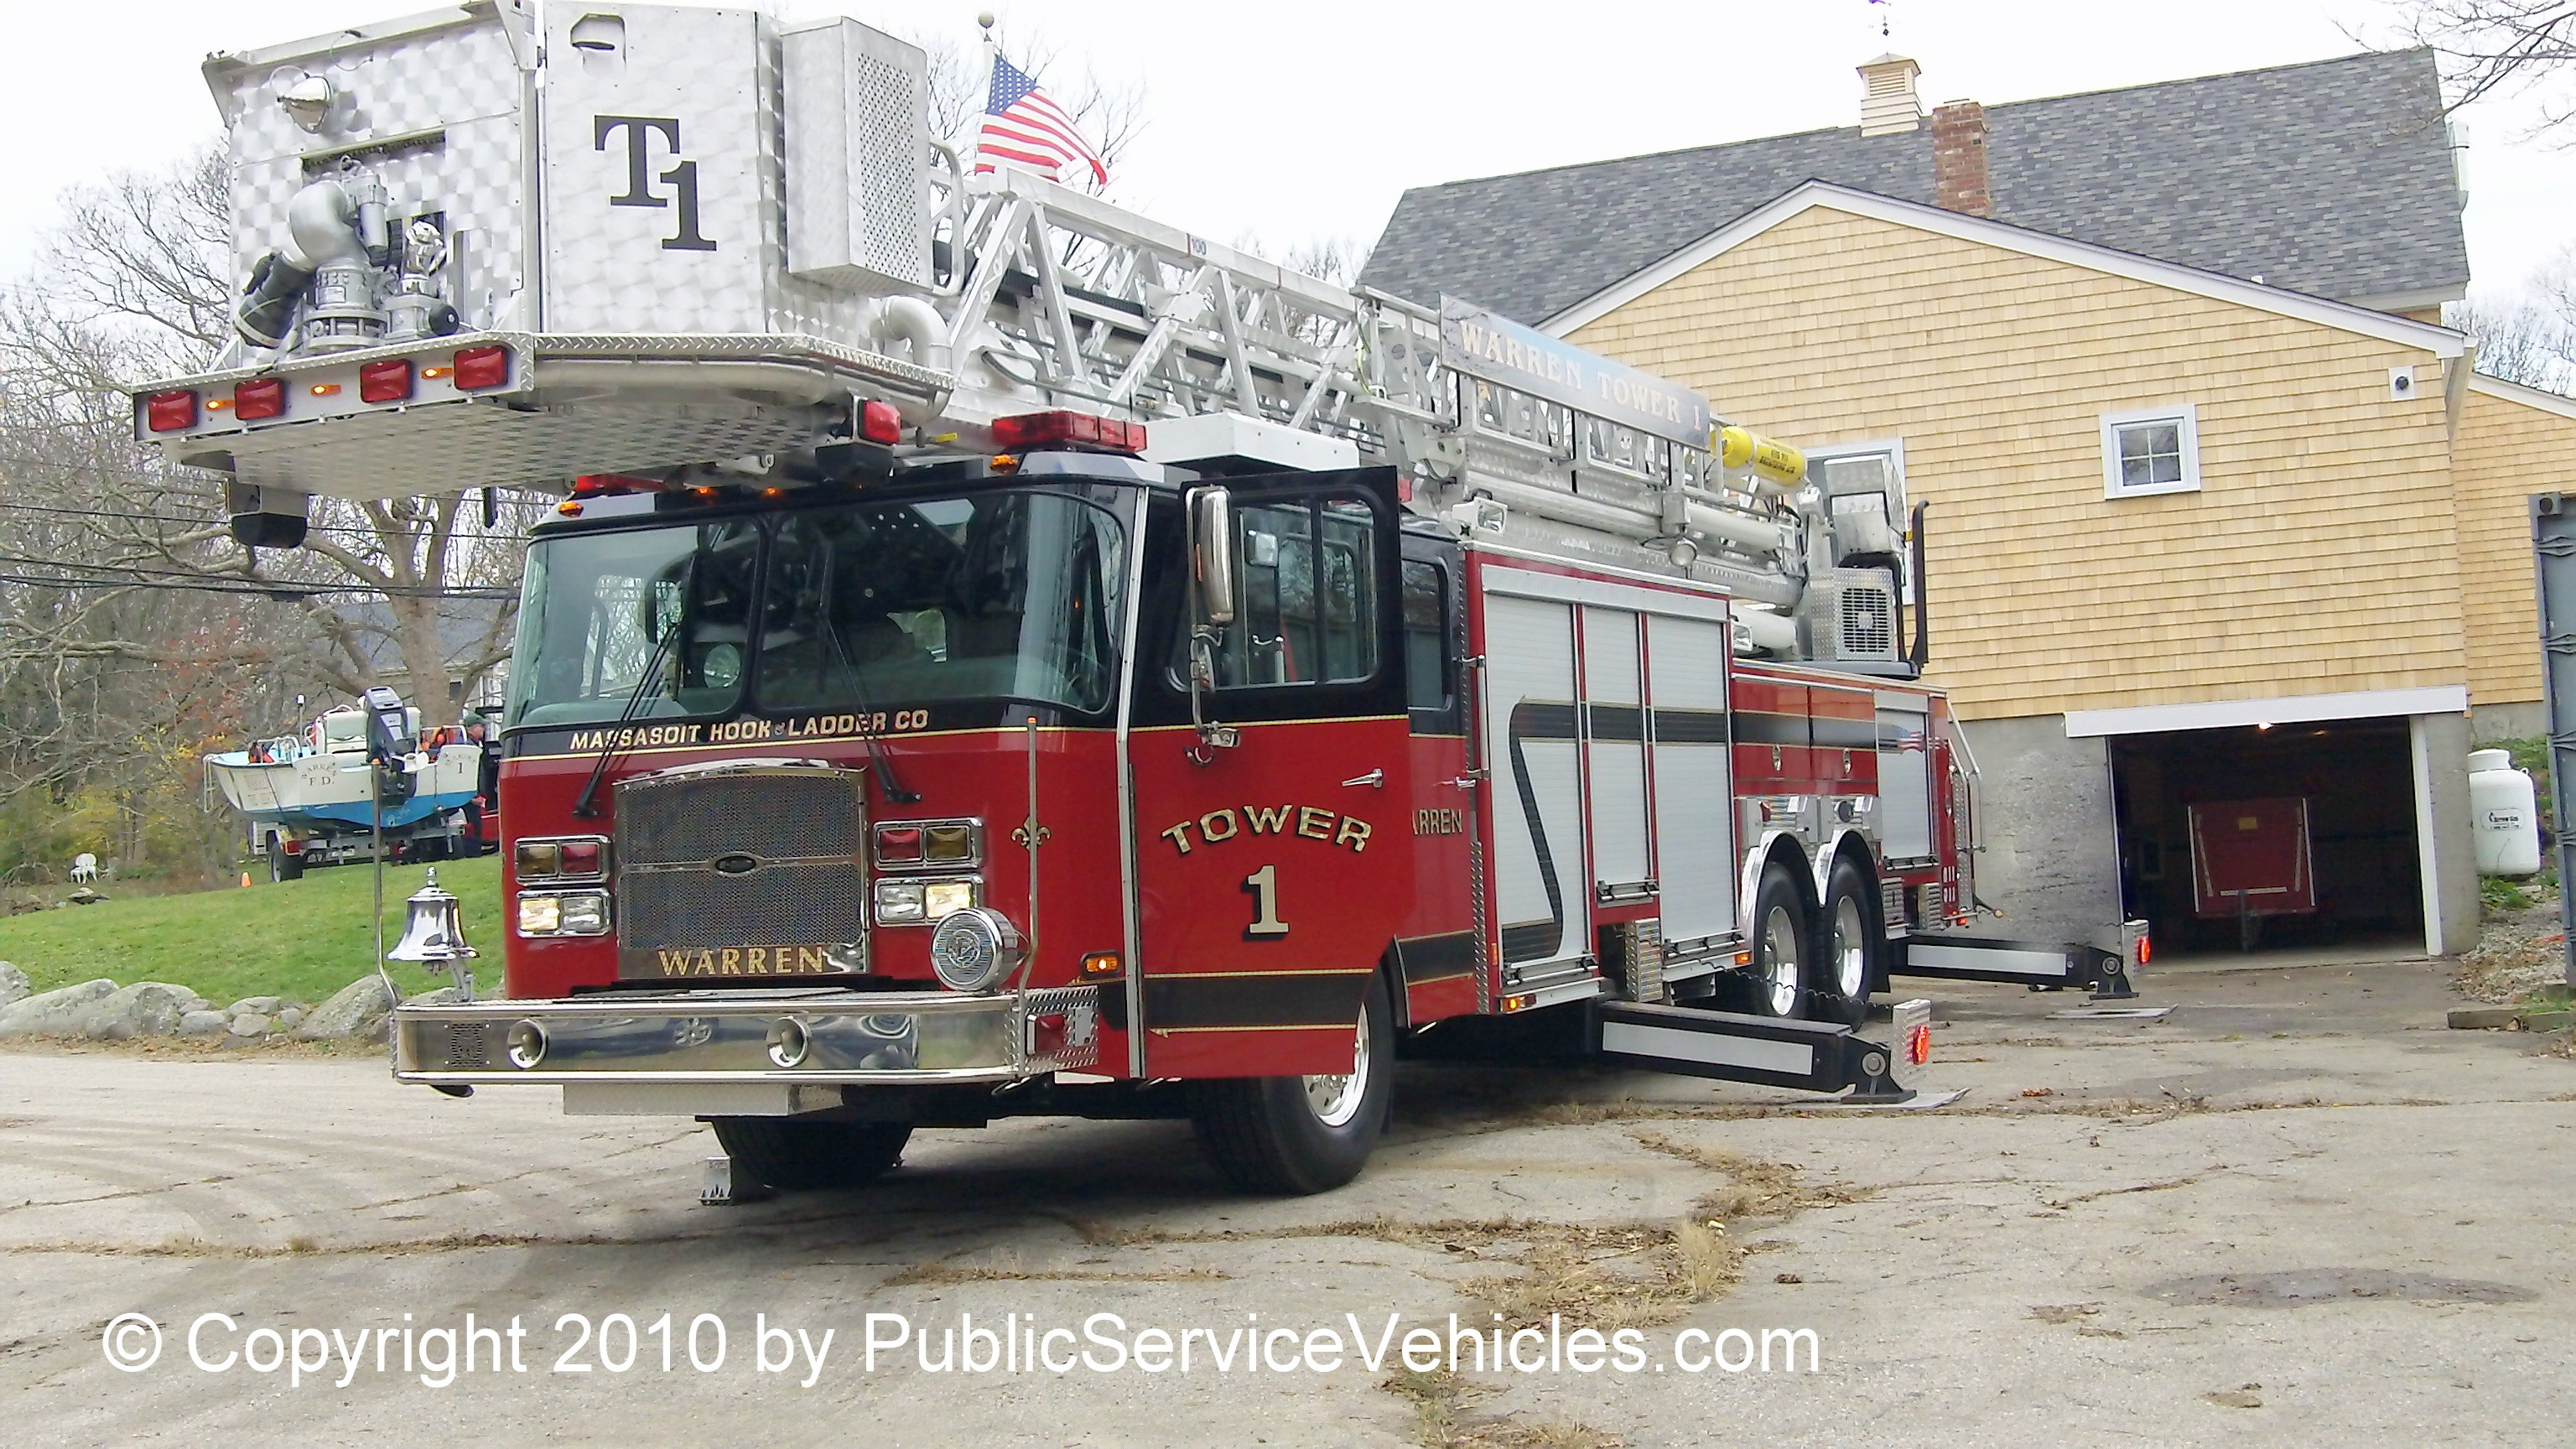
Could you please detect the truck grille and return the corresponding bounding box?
[614,766,867,979]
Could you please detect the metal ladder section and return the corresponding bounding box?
[930,174,1811,602]
[935,174,1438,444]
[2532,496,2576,991]
[1592,998,1933,1103]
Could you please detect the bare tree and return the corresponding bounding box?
[2449,295,2576,389]
[2,148,538,730]
[2382,1,2576,129]
[2447,244,2576,392]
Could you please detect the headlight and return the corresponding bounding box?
[558,892,610,934]
[875,880,925,924]
[928,906,1025,993]
[517,891,610,937]
[875,876,979,925]
[517,894,561,936]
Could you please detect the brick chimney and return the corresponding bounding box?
[1857,55,1923,136]
[1931,100,1992,217]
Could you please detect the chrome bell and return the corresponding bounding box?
[387,868,477,966]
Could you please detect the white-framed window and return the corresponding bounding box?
[2100,404,2200,498]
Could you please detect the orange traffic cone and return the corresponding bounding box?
[241,871,253,888]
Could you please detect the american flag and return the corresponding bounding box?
[973,55,1109,187]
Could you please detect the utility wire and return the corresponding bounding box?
[0,572,517,600]
[0,499,535,541]
[0,551,517,595]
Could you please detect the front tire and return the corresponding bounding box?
[1190,969,1392,1195]
[708,1118,912,1191]
[1816,855,1879,1026]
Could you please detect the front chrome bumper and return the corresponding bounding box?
[392,984,1099,1088]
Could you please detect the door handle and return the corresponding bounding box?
[1340,769,1385,789]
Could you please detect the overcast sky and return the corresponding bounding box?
[3,0,2569,302]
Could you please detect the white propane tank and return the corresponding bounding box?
[2468,749,2542,877]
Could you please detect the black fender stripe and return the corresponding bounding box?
[1142,970,1371,1030]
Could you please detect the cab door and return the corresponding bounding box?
[1396,534,1478,1025]
[1129,470,1410,1079]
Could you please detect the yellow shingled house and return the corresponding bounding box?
[1365,50,2576,956]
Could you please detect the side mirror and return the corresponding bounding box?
[1191,487,1236,626]
[1182,487,1239,761]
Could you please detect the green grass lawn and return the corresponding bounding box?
[0,855,503,1007]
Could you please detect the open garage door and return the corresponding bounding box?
[2108,719,2423,956]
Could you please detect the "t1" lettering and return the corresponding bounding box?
[593,115,716,252]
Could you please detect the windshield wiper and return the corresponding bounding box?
[813,562,922,806]
[570,622,677,819]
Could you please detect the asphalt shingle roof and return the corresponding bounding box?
[1360,49,2469,325]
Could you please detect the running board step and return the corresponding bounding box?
[1894,922,2144,1000]
[1590,999,1930,1102]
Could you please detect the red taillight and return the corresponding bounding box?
[233,378,286,421]
[571,473,664,496]
[558,839,605,876]
[1907,1022,1931,1067]
[990,410,1147,454]
[452,345,510,391]
[2136,932,2152,965]
[875,826,924,864]
[359,358,414,403]
[860,398,903,446]
[145,390,199,432]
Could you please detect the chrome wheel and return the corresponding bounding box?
[1303,1000,1373,1128]
[1832,894,1868,1000]
[1762,904,1802,1016]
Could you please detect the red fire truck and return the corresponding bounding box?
[132,3,2138,1196]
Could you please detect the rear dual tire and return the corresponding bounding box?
[1739,857,1876,1024]
[1190,969,1392,1196]
[1815,854,1879,1027]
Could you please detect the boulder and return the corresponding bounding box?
[275,1006,305,1031]
[404,987,469,1008]
[0,961,28,1009]
[82,982,201,1040]
[226,1012,273,1038]
[177,1010,228,1037]
[294,976,398,1042]
[225,995,283,1017]
[0,979,118,1039]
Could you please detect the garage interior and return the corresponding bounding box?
[2108,718,2424,954]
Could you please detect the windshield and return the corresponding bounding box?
[506,491,1126,730]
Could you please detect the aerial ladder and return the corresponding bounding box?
[143,1,1917,676]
